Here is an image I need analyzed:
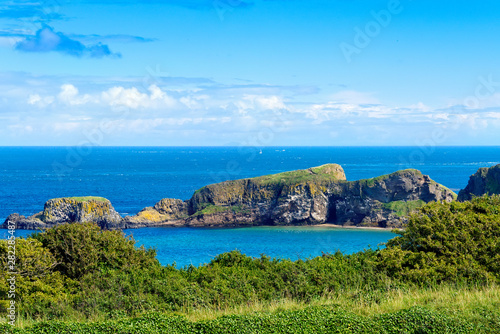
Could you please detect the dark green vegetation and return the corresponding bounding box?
[1,196,500,333]
[1,305,497,334]
[379,196,500,284]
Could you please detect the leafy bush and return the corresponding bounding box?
[0,238,75,318]
[377,195,500,284]
[32,223,159,279]
[3,306,499,333]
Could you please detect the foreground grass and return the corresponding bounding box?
[182,283,500,322]
[5,284,499,333]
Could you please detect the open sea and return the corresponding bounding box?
[1,146,499,267]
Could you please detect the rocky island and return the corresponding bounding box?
[3,163,464,230]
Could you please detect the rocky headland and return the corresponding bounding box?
[458,164,500,201]
[3,164,462,230]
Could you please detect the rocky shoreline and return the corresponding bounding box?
[4,163,499,230]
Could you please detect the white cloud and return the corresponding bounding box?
[5,74,500,145]
[251,95,286,110]
[101,85,177,109]
[407,102,431,112]
[58,84,93,105]
[101,86,148,109]
[27,93,54,107]
[234,95,287,114]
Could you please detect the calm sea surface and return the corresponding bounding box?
[1,146,498,266]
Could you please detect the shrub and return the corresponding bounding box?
[377,195,500,284]
[33,223,159,279]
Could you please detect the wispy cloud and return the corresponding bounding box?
[14,25,121,58]
[69,33,156,44]
[0,2,64,20]
[82,0,254,10]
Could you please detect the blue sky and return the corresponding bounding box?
[1,0,500,146]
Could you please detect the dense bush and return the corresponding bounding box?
[32,223,159,279]
[378,195,500,284]
[72,249,391,317]
[0,238,76,318]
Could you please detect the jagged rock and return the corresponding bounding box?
[186,210,257,227]
[153,198,189,217]
[458,164,500,201]
[2,197,121,229]
[3,213,46,229]
[188,167,456,228]
[3,164,457,230]
[333,170,457,227]
[188,164,347,226]
[119,198,188,228]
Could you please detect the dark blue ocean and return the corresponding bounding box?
[1,146,498,266]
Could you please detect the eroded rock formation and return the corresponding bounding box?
[3,164,457,230]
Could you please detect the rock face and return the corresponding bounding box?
[458,164,500,201]
[187,166,456,228]
[332,170,456,227]
[2,197,121,229]
[119,198,189,228]
[3,164,457,230]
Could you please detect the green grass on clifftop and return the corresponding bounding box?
[251,164,345,186]
[362,169,422,187]
[52,196,109,203]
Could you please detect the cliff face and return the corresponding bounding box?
[188,164,346,226]
[118,198,188,228]
[2,197,121,229]
[187,167,456,228]
[3,164,457,230]
[332,170,456,227]
[458,164,500,201]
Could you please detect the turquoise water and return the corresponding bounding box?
[1,146,498,266]
[3,226,395,267]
